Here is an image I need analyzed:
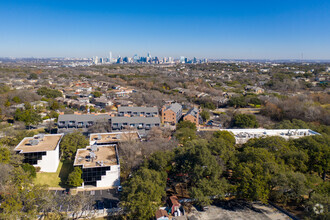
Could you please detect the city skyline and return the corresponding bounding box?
[1,0,330,59]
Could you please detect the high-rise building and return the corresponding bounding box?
[180,56,185,63]
[109,51,112,63]
[133,54,139,63]
[93,56,99,65]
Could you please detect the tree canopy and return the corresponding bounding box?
[37,87,62,98]
[232,114,259,128]
[60,131,89,160]
[67,167,83,187]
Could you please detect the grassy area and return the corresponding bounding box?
[34,160,73,188]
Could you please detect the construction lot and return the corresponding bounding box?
[187,200,291,220]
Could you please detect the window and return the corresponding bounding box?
[23,151,47,165]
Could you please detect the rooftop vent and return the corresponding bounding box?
[89,152,96,160]
[91,145,98,152]
[34,133,45,141]
[29,139,40,146]
[97,134,102,140]
[96,161,104,166]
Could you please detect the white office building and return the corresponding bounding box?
[15,134,63,172]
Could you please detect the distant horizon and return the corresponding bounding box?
[1,56,330,63]
[1,1,330,59]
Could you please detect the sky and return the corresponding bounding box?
[0,0,330,59]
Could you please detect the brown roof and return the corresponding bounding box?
[90,132,140,144]
[15,134,63,153]
[169,196,181,207]
[74,145,118,168]
[155,209,168,218]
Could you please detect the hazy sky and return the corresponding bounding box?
[1,0,330,59]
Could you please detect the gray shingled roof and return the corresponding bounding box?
[185,107,199,118]
[118,106,158,113]
[166,103,182,114]
[111,116,160,124]
[58,114,110,122]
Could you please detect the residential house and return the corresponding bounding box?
[93,97,113,109]
[155,209,169,220]
[168,196,181,216]
[244,85,264,94]
[114,99,134,107]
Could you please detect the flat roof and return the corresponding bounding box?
[15,134,63,153]
[74,145,118,168]
[90,131,140,145]
[216,129,320,144]
[221,129,319,138]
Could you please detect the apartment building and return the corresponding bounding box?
[111,116,161,130]
[117,106,158,117]
[57,114,111,129]
[183,107,200,127]
[161,103,183,125]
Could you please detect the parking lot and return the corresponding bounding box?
[51,188,120,209]
[187,201,291,220]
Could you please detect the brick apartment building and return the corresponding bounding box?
[183,107,200,127]
[161,103,183,125]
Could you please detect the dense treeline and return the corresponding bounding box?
[122,125,329,220]
[261,95,330,125]
[37,87,62,98]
